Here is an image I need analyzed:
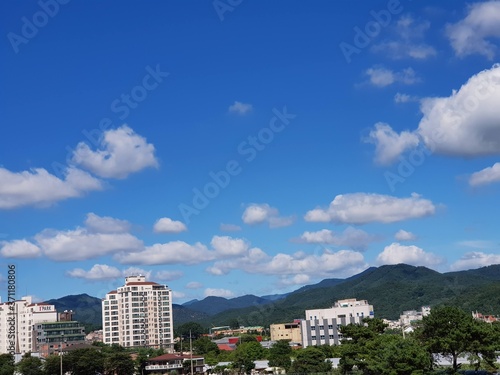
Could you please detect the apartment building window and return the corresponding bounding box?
[311,336,316,340]
[320,335,325,340]
[319,325,324,330]
[329,335,334,339]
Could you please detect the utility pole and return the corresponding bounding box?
[60,332,64,375]
[190,330,193,375]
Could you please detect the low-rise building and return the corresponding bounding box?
[145,353,204,374]
[399,306,431,326]
[270,321,301,343]
[301,298,374,348]
[34,320,86,356]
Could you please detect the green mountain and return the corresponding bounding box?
[44,264,500,330]
[200,263,500,327]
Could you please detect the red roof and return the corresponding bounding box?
[217,344,236,351]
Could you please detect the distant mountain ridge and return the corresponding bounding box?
[44,264,500,329]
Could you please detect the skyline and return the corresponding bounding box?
[1,0,500,304]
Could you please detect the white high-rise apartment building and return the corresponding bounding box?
[0,296,58,354]
[102,275,174,350]
[301,298,374,347]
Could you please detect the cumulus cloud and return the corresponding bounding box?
[186,281,203,289]
[372,16,437,60]
[278,274,311,286]
[116,241,214,265]
[376,242,443,267]
[304,193,435,225]
[3,213,142,262]
[242,203,294,228]
[446,1,500,60]
[155,270,184,281]
[0,167,102,209]
[228,101,253,115]
[37,229,143,262]
[394,229,417,241]
[450,251,500,271]
[67,264,123,280]
[458,240,496,249]
[220,223,242,232]
[72,125,159,179]
[0,239,41,258]
[365,123,420,165]
[365,67,420,87]
[469,162,500,186]
[211,236,249,257]
[153,217,187,234]
[85,212,131,233]
[366,65,500,163]
[204,288,235,298]
[299,227,378,251]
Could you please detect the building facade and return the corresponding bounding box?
[102,275,174,350]
[0,297,58,354]
[399,306,431,326]
[34,320,86,356]
[301,298,374,348]
[270,321,302,343]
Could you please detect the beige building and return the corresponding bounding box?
[102,275,174,350]
[270,321,302,343]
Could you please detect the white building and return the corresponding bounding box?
[0,296,58,354]
[301,298,374,347]
[399,306,431,326]
[102,275,174,350]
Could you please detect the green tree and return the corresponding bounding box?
[231,341,265,374]
[0,354,15,375]
[267,340,292,371]
[105,351,135,375]
[289,346,332,374]
[16,353,43,375]
[65,348,105,375]
[229,318,240,330]
[417,305,474,372]
[467,319,497,371]
[43,354,62,375]
[175,322,205,339]
[193,336,220,355]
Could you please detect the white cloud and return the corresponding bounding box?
[458,240,496,249]
[37,228,143,261]
[299,227,377,251]
[278,274,311,286]
[67,264,122,280]
[208,247,367,280]
[172,291,186,299]
[395,229,417,241]
[211,236,249,257]
[155,270,184,281]
[366,65,500,164]
[304,193,435,225]
[372,16,437,60]
[85,213,131,233]
[153,217,187,234]
[228,101,253,115]
[365,123,420,165]
[446,1,500,60]
[450,251,500,271]
[186,281,203,289]
[0,239,41,258]
[122,267,152,279]
[469,162,500,186]
[242,203,294,228]
[72,125,158,179]
[220,223,242,232]
[116,241,214,265]
[376,242,443,267]
[204,288,235,298]
[365,67,420,87]
[394,93,419,103]
[0,167,102,209]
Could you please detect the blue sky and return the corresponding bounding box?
[1,0,500,304]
